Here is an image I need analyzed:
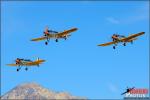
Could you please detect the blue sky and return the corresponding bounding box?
[1,1,149,99]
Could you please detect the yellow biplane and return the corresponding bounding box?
[31,27,78,45]
[97,32,145,49]
[7,58,45,71]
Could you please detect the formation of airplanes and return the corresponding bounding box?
[6,26,145,71]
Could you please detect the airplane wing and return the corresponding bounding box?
[31,36,48,41]
[98,41,118,46]
[31,34,55,41]
[121,91,128,95]
[7,64,18,66]
[121,32,145,42]
[55,28,77,38]
[6,63,35,66]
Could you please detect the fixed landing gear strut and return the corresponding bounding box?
[131,40,133,44]
[17,66,21,72]
[45,36,50,45]
[113,43,118,49]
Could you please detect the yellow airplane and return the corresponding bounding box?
[7,58,45,71]
[97,32,145,49]
[31,27,78,45]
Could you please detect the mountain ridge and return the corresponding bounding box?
[1,82,86,99]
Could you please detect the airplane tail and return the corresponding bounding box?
[35,57,45,67]
[36,57,45,63]
[36,57,40,61]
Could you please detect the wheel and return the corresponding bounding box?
[45,42,48,45]
[131,40,133,44]
[17,69,19,71]
[123,43,126,46]
[64,37,67,40]
[56,39,58,42]
[25,67,28,71]
[113,46,116,49]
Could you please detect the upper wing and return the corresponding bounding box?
[121,32,145,42]
[31,36,47,41]
[55,28,77,38]
[7,64,18,66]
[98,41,118,46]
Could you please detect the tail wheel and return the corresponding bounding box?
[113,46,116,49]
[45,42,48,45]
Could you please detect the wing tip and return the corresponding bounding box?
[31,39,36,41]
[97,44,103,46]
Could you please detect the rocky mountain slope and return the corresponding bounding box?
[1,82,85,99]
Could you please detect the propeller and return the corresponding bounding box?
[45,26,49,31]
[14,58,23,61]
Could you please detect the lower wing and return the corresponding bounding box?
[121,91,127,95]
[98,41,118,46]
[7,63,37,67]
[121,32,145,42]
[31,36,47,41]
[7,64,18,66]
[31,34,57,41]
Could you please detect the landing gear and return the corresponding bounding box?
[64,36,67,40]
[56,39,58,42]
[17,66,21,71]
[131,40,133,44]
[123,43,126,46]
[17,69,19,72]
[45,41,48,45]
[113,46,116,49]
[25,67,28,71]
